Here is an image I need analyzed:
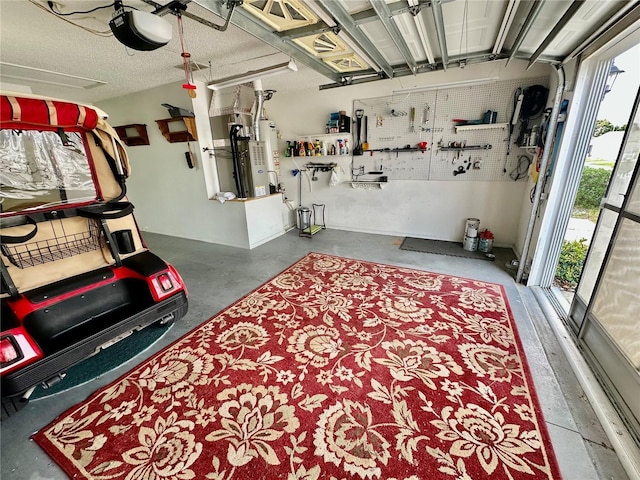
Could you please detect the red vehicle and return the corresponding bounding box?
[0,94,188,417]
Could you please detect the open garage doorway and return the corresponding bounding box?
[554,45,639,303]
[524,32,640,444]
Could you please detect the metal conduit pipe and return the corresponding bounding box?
[516,64,565,284]
[506,0,547,65]
[253,79,264,141]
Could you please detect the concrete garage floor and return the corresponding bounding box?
[0,229,630,479]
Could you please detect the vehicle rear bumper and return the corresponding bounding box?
[1,291,187,398]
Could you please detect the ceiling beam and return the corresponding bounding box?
[351,1,419,26]
[275,22,333,41]
[563,0,638,63]
[431,0,449,70]
[514,53,562,64]
[506,0,547,65]
[527,0,584,69]
[301,0,383,74]
[369,0,418,73]
[312,1,394,78]
[579,2,640,59]
[151,0,191,17]
[319,52,509,90]
[492,0,521,56]
[350,0,456,26]
[144,0,227,30]
[194,0,342,82]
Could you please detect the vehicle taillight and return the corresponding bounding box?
[0,336,21,367]
[157,272,174,292]
[150,269,182,301]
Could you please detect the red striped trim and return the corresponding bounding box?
[0,95,98,130]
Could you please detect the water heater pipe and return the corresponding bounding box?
[253,79,264,141]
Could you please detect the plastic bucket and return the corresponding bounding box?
[463,235,478,251]
[465,218,480,238]
[479,238,493,253]
[297,207,311,230]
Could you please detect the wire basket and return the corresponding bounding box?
[1,218,102,269]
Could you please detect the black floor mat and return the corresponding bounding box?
[399,237,512,261]
[32,323,171,399]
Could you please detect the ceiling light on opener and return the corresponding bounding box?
[109,5,172,51]
[207,59,298,90]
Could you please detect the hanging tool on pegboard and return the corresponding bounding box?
[421,104,430,132]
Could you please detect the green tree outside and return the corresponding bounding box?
[594,119,627,137]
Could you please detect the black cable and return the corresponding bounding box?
[48,1,117,16]
[510,155,531,181]
[30,0,114,36]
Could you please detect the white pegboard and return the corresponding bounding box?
[353,91,436,180]
[352,76,549,181]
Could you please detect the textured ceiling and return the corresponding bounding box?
[0,0,320,103]
[0,0,636,104]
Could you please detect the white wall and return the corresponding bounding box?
[98,60,552,249]
[282,179,527,245]
[96,82,254,247]
[266,60,552,247]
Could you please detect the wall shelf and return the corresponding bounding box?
[301,133,351,139]
[454,122,508,133]
[114,124,149,146]
[350,181,387,189]
[518,144,541,154]
[155,116,198,143]
[289,133,352,157]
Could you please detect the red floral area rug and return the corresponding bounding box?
[33,253,561,480]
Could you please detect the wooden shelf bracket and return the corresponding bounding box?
[155,116,198,143]
[114,124,149,146]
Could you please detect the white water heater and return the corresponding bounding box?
[258,119,280,187]
[248,141,270,197]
